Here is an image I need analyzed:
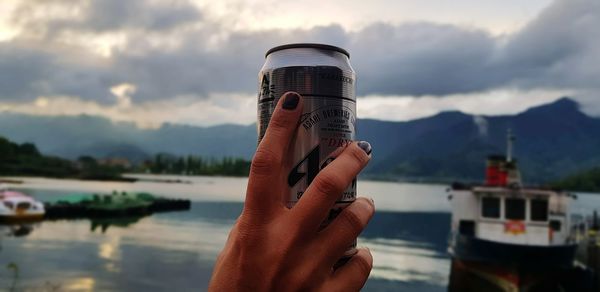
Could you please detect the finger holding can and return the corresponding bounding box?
[290,141,372,234]
[244,92,303,220]
[325,247,373,291]
[317,197,375,266]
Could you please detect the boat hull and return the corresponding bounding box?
[0,213,45,223]
[449,234,577,269]
[448,258,598,292]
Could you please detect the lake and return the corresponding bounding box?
[1,175,599,291]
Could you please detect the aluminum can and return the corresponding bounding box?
[257,43,357,254]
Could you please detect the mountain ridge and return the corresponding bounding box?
[1,97,599,182]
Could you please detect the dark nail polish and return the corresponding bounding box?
[357,141,372,155]
[282,93,299,110]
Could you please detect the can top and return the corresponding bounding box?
[266,43,350,58]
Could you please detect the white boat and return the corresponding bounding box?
[447,131,580,268]
[0,185,45,222]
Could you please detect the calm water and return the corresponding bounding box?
[1,176,599,291]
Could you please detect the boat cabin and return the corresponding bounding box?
[448,131,580,268]
[450,187,573,246]
[0,189,45,221]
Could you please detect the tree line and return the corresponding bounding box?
[551,167,600,193]
[5,134,595,189]
[144,153,250,177]
[0,136,251,179]
[0,136,78,177]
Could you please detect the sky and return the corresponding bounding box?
[0,0,599,128]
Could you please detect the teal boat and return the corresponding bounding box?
[45,191,185,218]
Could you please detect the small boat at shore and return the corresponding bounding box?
[0,185,45,222]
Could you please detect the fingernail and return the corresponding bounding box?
[282,92,300,110]
[368,197,375,206]
[357,141,372,155]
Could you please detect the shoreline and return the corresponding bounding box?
[2,174,452,186]
[3,174,599,194]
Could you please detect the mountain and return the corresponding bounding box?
[0,114,257,163]
[1,97,599,182]
[359,98,600,182]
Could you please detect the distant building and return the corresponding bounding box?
[97,158,132,169]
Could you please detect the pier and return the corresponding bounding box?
[43,192,191,220]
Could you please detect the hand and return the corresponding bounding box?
[208,92,374,292]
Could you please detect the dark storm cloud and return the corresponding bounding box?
[0,0,598,103]
[499,0,600,90]
[350,0,600,96]
[0,44,52,99]
[12,0,201,35]
[111,26,350,100]
[81,0,201,31]
[0,40,119,102]
[350,23,498,96]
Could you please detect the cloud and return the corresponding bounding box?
[83,0,201,32]
[499,0,600,91]
[0,0,598,118]
[0,93,257,128]
[0,39,119,102]
[110,83,136,108]
[350,23,497,96]
[357,88,576,122]
[12,0,201,35]
[0,88,582,127]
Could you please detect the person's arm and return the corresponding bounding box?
[208,92,374,291]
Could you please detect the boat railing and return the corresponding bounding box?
[570,215,591,243]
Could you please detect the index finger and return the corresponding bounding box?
[244,92,303,217]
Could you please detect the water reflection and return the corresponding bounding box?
[447,259,598,292]
[2,177,597,291]
[63,277,96,291]
[366,237,449,284]
[91,216,145,233]
[99,235,121,273]
[0,200,451,291]
[1,224,36,237]
[362,211,450,291]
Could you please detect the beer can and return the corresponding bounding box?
[257,43,357,255]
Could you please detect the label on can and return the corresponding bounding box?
[257,66,356,231]
[288,98,356,207]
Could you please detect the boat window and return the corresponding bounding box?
[17,202,31,209]
[530,199,548,221]
[481,197,500,218]
[550,220,561,231]
[505,198,525,220]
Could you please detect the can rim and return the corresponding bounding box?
[266,43,350,58]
